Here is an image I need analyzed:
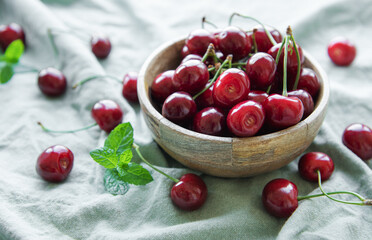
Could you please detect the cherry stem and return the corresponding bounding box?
[288,27,301,90]
[201,43,221,64]
[47,28,60,69]
[297,191,365,201]
[251,28,258,53]
[15,63,39,72]
[282,36,290,97]
[228,13,277,46]
[266,37,286,94]
[132,143,179,183]
[37,121,98,133]
[72,75,122,89]
[202,17,218,29]
[193,55,232,100]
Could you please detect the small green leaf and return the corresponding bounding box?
[104,169,130,195]
[0,64,14,84]
[104,123,134,156]
[4,40,24,64]
[90,147,118,169]
[119,148,133,165]
[116,162,153,186]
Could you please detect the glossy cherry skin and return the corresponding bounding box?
[37,67,67,97]
[172,60,209,95]
[246,52,276,91]
[227,100,265,137]
[262,178,298,218]
[193,107,225,136]
[195,83,214,109]
[298,152,334,182]
[185,29,216,56]
[181,45,192,58]
[122,72,138,102]
[247,25,282,52]
[217,26,251,60]
[342,123,372,161]
[296,68,320,98]
[171,173,208,211]
[91,100,123,133]
[327,37,356,66]
[181,54,203,64]
[287,89,314,118]
[213,68,250,109]
[247,90,268,104]
[268,41,304,76]
[162,91,197,125]
[263,94,304,130]
[151,70,176,103]
[36,145,74,182]
[91,34,111,59]
[0,23,26,51]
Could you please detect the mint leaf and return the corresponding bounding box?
[104,123,134,156]
[0,64,14,84]
[4,40,24,64]
[104,169,130,195]
[90,147,118,169]
[116,162,153,186]
[119,148,133,165]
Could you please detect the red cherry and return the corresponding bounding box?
[262,178,298,218]
[263,94,304,130]
[151,70,176,103]
[246,52,276,91]
[217,26,251,60]
[195,82,214,109]
[36,145,74,182]
[162,91,197,125]
[342,123,372,161]
[287,89,314,118]
[91,100,123,133]
[185,29,216,56]
[91,34,111,59]
[247,90,268,104]
[181,45,192,58]
[122,72,138,102]
[193,107,225,136]
[247,25,282,52]
[172,60,209,95]
[327,37,356,66]
[227,100,265,137]
[0,23,26,51]
[37,67,67,97]
[296,68,320,98]
[298,152,334,182]
[171,173,207,211]
[181,54,203,64]
[268,41,304,76]
[213,68,250,109]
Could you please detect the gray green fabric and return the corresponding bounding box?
[1,0,372,239]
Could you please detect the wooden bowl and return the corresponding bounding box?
[138,37,329,178]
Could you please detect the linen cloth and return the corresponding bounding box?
[1,0,372,239]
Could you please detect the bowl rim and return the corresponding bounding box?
[138,36,329,143]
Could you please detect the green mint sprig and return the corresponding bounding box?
[0,40,25,84]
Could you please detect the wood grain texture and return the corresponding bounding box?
[138,37,330,178]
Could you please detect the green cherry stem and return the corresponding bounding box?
[38,121,98,133]
[282,35,290,97]
[193,55,232,100]
[201,43,221,64]
[228,13,277,46]
[266,37,286,94]
[202,16,218,29]
[132,143,179,183]
[72,75,122,89]
[288,26,301,90]
[251,28,258,53]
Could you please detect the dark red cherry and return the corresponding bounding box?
[36,145,74,182]
[181,45,192,59]
[185,29,216,56]
[246,52,276,91]
[217,26,251,60]
[342,123,372,161]
[37,67,67,97]
[327,37,356,66]
[227,100,265,137]
[151,70,176,103]
[263,94,304,130]
[247,90,268,104]
[262,178,298,218]
[298,152,334,182]
[162,91,197,125]
[213,68,250,109]
[268,41,304,76]
[171,173,208,211]
[181,54,203,64]
[296,68,320,98]
[193,107,225,136]
[91,34,111,59]
[122,72,138,102]
[247,25,282,52]
[195,82,214,109]
[91,100,123,133]
[0,23,26,51]
[287,89,314,118]
[172,60,209,95]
